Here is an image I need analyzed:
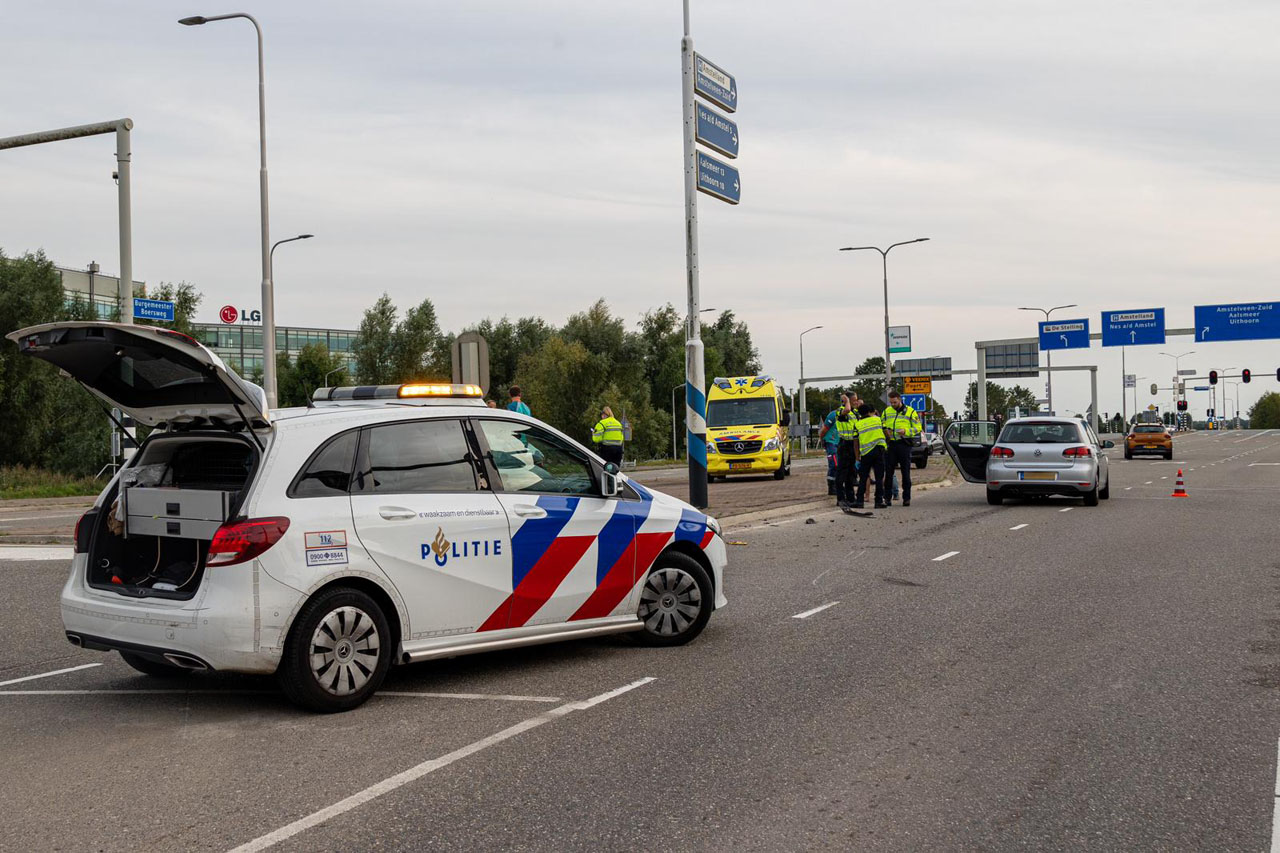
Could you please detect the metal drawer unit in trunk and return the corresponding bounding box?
[125,487,230,540]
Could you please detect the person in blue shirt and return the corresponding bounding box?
[817,392,857,496]
[506,385,531,416]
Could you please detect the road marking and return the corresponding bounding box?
[1059,507,1074,513]
[227,677,656,853]
[1124,487,1132,491]
[1251,463,1280,467]
[793,601,840,619]
[0,512,84,524]
[1009,524,1028,531]
[0,689,562,703]
[1144,481,1153,485]
[0,663,101,687]
[0,546,74,561]
[1271,736,1280,853]
[1161,476,1168,480]
[932,551,959,562]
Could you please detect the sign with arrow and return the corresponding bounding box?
[1101,308,1165,347]
[1038,318,1090,351]
[694,101,739,159]
[1193,301,1280,342]
[693,54,737,113]
[696,151,740,204]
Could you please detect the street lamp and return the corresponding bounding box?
[1019,304,1077,416]
[180,12,277,407]
[798,325,823,431]
[839,238,929,391]
[324,366,345,388]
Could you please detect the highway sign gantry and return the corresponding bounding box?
[1101,308,1165,346]
[1194,301,1280,342]
[695,101,738,158]
[693,54,737,113]
[1038,318,1090,350]
[695,151,740,204]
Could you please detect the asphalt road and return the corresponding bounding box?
[2,428,1278,851]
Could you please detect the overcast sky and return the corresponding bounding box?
[3,1,1279,419]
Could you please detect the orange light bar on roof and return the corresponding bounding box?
[398,383,483,398]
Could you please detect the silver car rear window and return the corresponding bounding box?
[998,422,1083,444]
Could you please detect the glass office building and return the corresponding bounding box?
[57,264,359,379]
[192,324,358,378]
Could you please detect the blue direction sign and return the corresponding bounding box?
[133,297,175,323]
[696,151,740,205]
[1193,386,1210,391]
[1101,308,1165,347]
[693,53,737,113]
[1038,318,1090,351]
[902,394,928,412]
[1194,301,1280,342]
[695,101,739,159]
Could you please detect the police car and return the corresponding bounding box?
[8,322,727,712]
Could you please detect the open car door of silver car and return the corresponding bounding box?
[942,420,998,484]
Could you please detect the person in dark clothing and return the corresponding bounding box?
[833,398,860,507]
[854,403,888,509]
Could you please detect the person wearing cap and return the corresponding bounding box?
[592,406,625,466]
[882,389,922,507]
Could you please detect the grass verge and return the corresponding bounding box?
[1,466,102,500]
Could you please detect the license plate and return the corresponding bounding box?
[1020,471,1057,481]
[729,462,751,470]
[1144,445,1159,449]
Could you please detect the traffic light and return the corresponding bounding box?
[1207,408,1215,417]
[1177,400,1187,412]
[1243,368,1251,383]
[1209,370,1218,385]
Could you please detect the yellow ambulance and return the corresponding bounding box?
[705,375,792,480]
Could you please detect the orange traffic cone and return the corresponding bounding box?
[1170,469,1189,498]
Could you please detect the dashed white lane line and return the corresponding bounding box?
[1252,463,1280,467]
[0,546,74,561]
[0,663,101,687]
[1161,476,1168,480]
[1124,487,1132,491]
[1144,481,1154,485]
[933,551,960,562]
[793,601,840,619]
[1009,524,1029,531]
[227,677,656,853]
[1059,507,1074,513]
[0,689,562,703]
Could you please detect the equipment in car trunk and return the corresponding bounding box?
[124,487,230,540]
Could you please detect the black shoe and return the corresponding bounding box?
[827,485,837,496]
[883,500,893,507]
[874,502,887,509]
[837,500,850,509]
[903,499,911,507]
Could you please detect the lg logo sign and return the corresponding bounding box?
[219,305,262,325]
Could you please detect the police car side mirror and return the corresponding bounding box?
[601,462,620,498]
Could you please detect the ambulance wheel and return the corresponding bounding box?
[635,554,713,647]
[773,466,786,480]
[278,587,391,713]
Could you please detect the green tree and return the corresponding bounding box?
[1249,392,1280,429]
[353,294,399,384]
[513,336,604,443]
[392,298,445,382]
[277,343,348,408]
[964,382,1039,418]
[701,310,760,380]
[465,316,554,401]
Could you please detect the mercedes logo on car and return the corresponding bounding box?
[219,305,239,324]
[734,442,745,453]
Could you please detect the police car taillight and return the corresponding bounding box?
[207,517,291,566]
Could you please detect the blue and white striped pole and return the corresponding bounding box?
[681,2,708,509]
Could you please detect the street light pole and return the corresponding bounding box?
[671,383,685,461]
[798,325,822,433]
[1018,304,1077,416]
[840,239,929,393]
[180,12,276,406]
[1158,351,1195,429]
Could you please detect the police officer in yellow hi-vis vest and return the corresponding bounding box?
[592,406,625,467]
[854,402,888,509]
[882,389,922,507]
[833,397,861,508]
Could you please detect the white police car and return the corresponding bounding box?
[8,322,727,712]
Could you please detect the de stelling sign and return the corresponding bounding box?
[219,305,262,325]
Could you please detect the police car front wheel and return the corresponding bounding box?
[635,554,713,647]
[279,587,392,713]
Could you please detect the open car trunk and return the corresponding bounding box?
[83,433,261,600]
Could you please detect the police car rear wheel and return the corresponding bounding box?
[635,555,712,647]
[279,588,392,713]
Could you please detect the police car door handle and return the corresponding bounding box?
[378,506,418,520]
[512,505,547,519]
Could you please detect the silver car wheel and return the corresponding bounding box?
[310,605,380,696]
[639,567,703,637]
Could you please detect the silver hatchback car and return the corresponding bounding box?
[943,416,1113,506]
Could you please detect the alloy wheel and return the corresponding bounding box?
[639,567,703,637]
[310,605,381,696]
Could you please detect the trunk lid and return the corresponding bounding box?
[7,321,270,429]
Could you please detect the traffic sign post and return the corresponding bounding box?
[1194,301,1280,342]
[133,298,175,323]
[1101,308,1165,347]
[1038,319,1090,350]
[694,101,738,158]
[693,53,737,112]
